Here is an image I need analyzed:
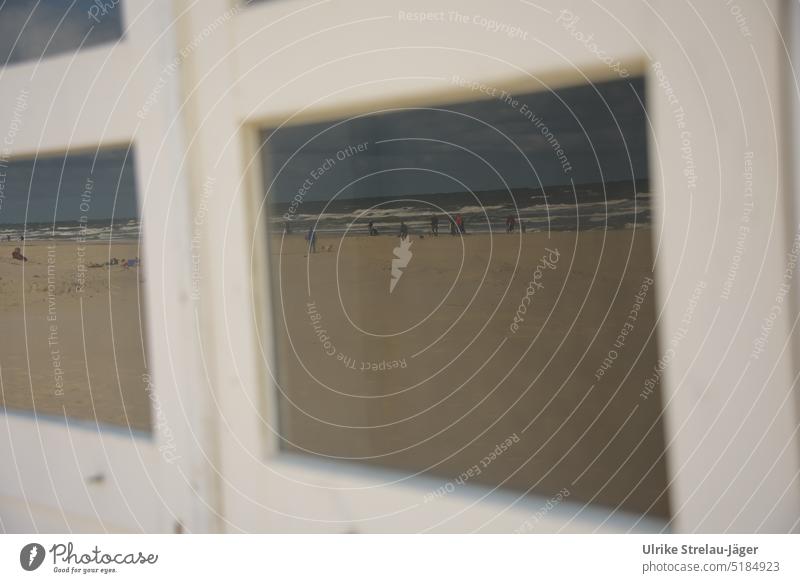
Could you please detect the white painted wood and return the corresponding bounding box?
[646,0,800,533]
[192,0,799,533]
[1,0,797,533]
[0,0,207,533]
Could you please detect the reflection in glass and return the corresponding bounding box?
[0,0,124,65]
[260,78,669,518]
[0,148,149,432]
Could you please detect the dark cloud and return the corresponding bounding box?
[0,147,139,224]
[262,77,648,203]
[0,0,123,65]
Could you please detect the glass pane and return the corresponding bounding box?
[0,0,124,66]
[0,147,150,432]
[260,77,669,518]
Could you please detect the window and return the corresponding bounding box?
[0,0,124,66]
[259,77,669,518]
[0,147,150,432]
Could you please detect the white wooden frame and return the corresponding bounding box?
[187,0,800,532]
[0,0,208,533]
[2,0,798,534]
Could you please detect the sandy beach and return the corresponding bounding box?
[270,227,670,518]
[0,227,669,516]
[0,240,150,432]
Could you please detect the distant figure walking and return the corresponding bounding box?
[456,214,465,234]
[506,215,516,233]
[11,247,27,262]
[306,227,317,254]
[368,221,379,236]
[450,217,458,236]
[399,221,409,241]
[283,220,292,235]
[520,221,527,233]
[430,215,439,236]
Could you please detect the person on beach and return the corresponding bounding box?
[368,221,379,236]
[400,221,409,241]
[430,215,439,236]
[506,215,516,233]
[306,227,317,253]
[283,220,292,235]
[450,217,458,236]
[456,214,465,234]
[11,247,27,262]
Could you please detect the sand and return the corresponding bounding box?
[0,227,670,518]
[268,228,671,519]
[0,240,150,433]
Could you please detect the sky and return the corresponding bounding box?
[263,77,648,204]
[0,148,140,225]
[0,0,123,66]
[0,3,132,225]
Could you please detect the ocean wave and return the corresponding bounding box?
[0,220,141,241]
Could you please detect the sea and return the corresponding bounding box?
[0,218,141,242]
[269,180,650,235]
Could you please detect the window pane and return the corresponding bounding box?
[0,0,124,66]
[261,77,669,518]
[0,147,150,432]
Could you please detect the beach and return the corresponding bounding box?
[0,225,670,516]
[270,227,670,518]
[0,240,150,432]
